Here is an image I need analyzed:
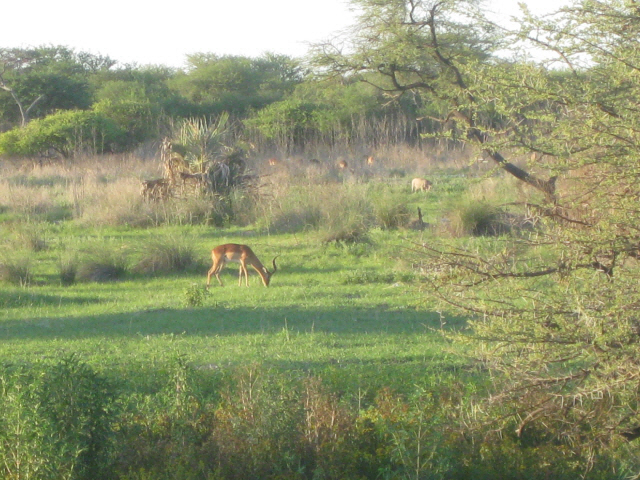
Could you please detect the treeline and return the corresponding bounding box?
[0,46,437,158]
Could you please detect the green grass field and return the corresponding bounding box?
[0,223,466,397]
[3,159,616,479]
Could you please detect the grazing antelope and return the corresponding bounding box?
[411,177,432,193]
[206,244,278,288]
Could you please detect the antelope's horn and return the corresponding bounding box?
[272,255,280,273]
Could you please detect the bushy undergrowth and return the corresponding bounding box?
[0,357,118,480]
[0,358,623,480]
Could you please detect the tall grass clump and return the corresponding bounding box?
[76,177,151,227]
[266,188,324,233]
[10,224,49,252]
[75,248,128,283]
[133,235,201,275]
[318,184,375,243]
[371,191,411,229]
[438,175,529,237]
[0,254,33,286]
[58,252,78,286]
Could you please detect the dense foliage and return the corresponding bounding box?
[312,0,640,464]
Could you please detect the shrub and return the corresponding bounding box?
[0,110,128,158]
[0,358,118,480]
[184,283,207,307]
[37,356,118,480]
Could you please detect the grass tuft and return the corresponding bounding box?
[134,236,200,275]
[0,256,33,286]
[76,250,128,283]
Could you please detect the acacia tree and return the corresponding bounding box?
[314,0,640,466]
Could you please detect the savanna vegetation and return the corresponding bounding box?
[2,0,640,478]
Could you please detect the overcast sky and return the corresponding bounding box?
[1,0,568,68]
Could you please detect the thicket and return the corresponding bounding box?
[0,357,621,480]
[0,46,449,159]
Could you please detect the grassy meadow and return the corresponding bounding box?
[0,150,615,480]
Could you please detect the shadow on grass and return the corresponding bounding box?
[0,290,102,308]
[0,303,462,341]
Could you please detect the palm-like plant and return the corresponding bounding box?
[176,113,230,173]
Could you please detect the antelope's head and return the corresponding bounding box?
[261,255,279,286]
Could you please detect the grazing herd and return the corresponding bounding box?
[206,156,433,288]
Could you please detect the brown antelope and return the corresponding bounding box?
[268,158,280,167]
[140,178,170,202]
[337,159,348,170]
[206,244,278,288]
[411,178,432,193]
[366,156,374,166]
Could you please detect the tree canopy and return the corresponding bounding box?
[312,0,640,462]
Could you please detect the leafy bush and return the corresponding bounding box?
[183,283,206,307]
[37,356,118,479]
[0,357,118,480]
[0,110,128,158]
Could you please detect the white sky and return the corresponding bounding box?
[1,0,567,69]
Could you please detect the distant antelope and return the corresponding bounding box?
[337,159,348,170]
[268,158,280,167]
[140,178,170,202]
[411,178,432,193]
[206,244,278,288]
[366,156,374,165]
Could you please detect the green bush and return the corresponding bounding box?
[0,110,128,158]
[0,358,118,480]
[38,356,118,480]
